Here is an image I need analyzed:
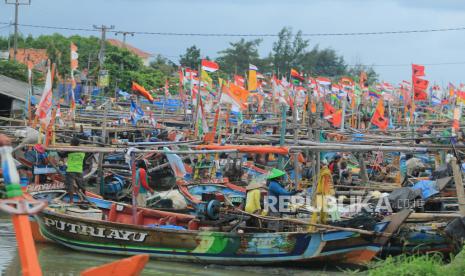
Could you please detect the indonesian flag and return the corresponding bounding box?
[70,42,78,71]
[316,77,331,86]
[36,66,53,126]
[201,59,219,72]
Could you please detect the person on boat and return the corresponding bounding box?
[65,137,86,204]
[266,168,299,215]
[328,154,342,184]
[245,179,267,215]
[135,159,154,207]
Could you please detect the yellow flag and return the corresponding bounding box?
[201,70,212,86]
[248,69,257,91]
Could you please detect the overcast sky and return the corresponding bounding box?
[1,0,465,84]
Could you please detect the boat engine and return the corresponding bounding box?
[195,200,221,221]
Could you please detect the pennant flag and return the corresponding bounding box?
[290,68,305,82]
[371,98,389,130]
[248,64,258,91]
[163,147,186,178]
[164,79,170,98]
[412,64,425,77]
[70,42,78,71]
[130,99,144,125]
[201,59,219,72]
[131,82,154,102]
[36,65,53,127]
[453,107,461,133]
[196,96,209,136]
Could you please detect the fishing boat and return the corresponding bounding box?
[35,204,410,266]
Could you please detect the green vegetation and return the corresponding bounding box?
[367,249,465,276]
[0,26,378,94]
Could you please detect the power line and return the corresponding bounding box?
[347,62,465,68]
[1,21,465,37]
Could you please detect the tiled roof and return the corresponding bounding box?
[9,48,48,67]
[107,39,151,59]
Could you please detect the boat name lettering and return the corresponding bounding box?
[43,217,148,242]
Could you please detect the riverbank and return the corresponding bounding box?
[367,248,465,275]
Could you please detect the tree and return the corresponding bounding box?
[346,64,378,85]
[179,45,201,69]
[216,38,262,75]
[149,54,177,76]
[301,46,347,77]
[272,27,309,76]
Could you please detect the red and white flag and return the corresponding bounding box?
[36,65,53,126]
[70,42,78,71]
[201,59,219,72]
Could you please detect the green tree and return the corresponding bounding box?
[179,45,201,69]
[149,54,177,76]
[216,38,262,75]
[301,46,347,77]
[272,27,309,76]
[346,64,378,85]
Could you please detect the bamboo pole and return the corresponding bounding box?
[451,156,465,216]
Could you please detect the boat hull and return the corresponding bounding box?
[36,209,387,265]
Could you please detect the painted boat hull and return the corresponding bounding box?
[36,209,391,266]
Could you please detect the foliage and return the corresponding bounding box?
[216,38,262,75]
[179,45,201,69]
[347,63,378,85]
[0,60,41,84]
[272,27,309,76]
[367,249,465,276]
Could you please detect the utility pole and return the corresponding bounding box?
[115,31,134,71]
[115,31,134,48]
[93,25,115,68]
[5,0,31,61]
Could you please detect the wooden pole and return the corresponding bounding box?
[451,156,465,216]
[278,104,287,170]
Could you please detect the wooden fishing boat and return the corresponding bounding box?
[35,206,410,266]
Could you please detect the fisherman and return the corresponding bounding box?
[134,159,154,207]
[266,168,300,216]
[403,153,426,185]
[65,137,86,204]
[328,154,342,184]
[245,179,267,215]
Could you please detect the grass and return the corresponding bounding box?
[366,248,465,276]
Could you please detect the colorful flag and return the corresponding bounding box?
[70,42,78,71]
[368,87,382,99]
[371,98,388,130]
[132,82,154,102]
[220,82,249,111]
[163,147,186,178]
[36,65,53,127]
[457,90,465,105]
[164,79,170,98]
[201,59,219,72]
[130,99,144,125]
[201,69,213,86]
[196,96,209,136]
[248,64,258,91]
[290,68,305,82]
[453,107,461,133]
[412,64,425,77]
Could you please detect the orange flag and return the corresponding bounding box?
[371,99,388,130]
[131,82,154,102]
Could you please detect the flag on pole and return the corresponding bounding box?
[132,82,154,102]
[220,83,250,112]
[196,96,209,136]
[36,65,53,127]
[248,64,258,91]
[130,99,144,125]
[371,98,389,130]
[412,64,425,77]
[234,75,245,88]
[201,59,219,72]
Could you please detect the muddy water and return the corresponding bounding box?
[0,214,345,275]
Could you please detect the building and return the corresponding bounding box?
[8,48,49,67]
[107,39,152,66]
[0,75,40,117]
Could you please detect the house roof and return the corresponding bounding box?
[0,74,41,102]
[107,39,152,59]
[9,48,48,67]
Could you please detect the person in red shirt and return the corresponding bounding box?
[134,160,154,207]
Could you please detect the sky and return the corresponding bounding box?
[1,0,465,84]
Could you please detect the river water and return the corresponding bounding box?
[0,214,346,275]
